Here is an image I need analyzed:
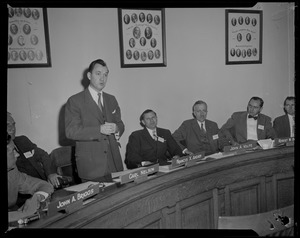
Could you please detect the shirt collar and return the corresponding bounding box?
[88,85,103,101]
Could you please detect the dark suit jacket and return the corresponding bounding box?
[273,114,292,138]
[15,135,57,181]
[220,111,276,144]
[125,127,183,169]
[65,89,124,180]
[172,119,221,155]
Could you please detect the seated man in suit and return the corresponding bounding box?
[7,112,62,188]
[7,133,54,222]
[172,100,223,156]
[220,96,276,145]
[273,96,295,138]
[125,109,183,169]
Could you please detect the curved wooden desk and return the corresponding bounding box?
[29,146,294,228]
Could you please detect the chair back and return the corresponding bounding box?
[218,205,294,236]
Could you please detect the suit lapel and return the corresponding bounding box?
[15,143,47,180]
[284,115,291,136]
[241,113,248,139]
[84,89,105,124]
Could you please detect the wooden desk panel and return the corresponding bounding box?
[29,146,294,228]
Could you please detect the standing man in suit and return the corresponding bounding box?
[220,96,276,145]
[7,112,61,188]
[273,96,295,138]
[125,109,183,169]
[65,59,124,182]
[172,100,222,156]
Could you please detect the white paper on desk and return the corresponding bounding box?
[64,181,99,192]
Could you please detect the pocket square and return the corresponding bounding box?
[112,109,116,114]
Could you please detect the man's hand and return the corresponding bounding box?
[18,193,43,216]
[47,173,62,188]
[183,148,193,155]
[100,122,117,135]
[230,140,239,146]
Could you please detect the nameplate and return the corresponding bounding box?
[47,184,99,216]
[223,141,257,153]
[274,137,294,147]
[120,164,159,184]
[172,151,206,167]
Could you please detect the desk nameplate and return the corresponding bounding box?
[223,141,258,153]
[274,137,294,147]
[120,164,159,184]
[47,184,99,216]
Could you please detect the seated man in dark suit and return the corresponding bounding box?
[7,112,62,189]
[125,109,183,169]
[7,133,54,222]
[273,96,295,138]
[172,100,223,156]
[220,96,276,145]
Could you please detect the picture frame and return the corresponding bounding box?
[118,8,166,68]
[8,7,52,68]
[225,9,262,65]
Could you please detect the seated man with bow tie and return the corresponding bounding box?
[220,96,276,146]
[124,109,183,169]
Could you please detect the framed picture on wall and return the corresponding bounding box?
[225,9,262,65]
[8,7,52,68]
[118,8,167,68]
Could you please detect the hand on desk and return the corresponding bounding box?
[183,149,193,155]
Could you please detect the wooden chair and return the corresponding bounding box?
[218,205,294,236]
[50,146,80,184]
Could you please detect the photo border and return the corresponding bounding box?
[8,7,52,68]
[225,9,262,65]
[118,8,167,68]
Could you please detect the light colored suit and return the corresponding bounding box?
[65,89,124,181]
[273,114,292,138]
[220,111,276,144]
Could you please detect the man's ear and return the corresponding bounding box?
[87,72,91,80]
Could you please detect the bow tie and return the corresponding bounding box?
[248,115,258,120]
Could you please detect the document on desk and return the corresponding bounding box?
[64,181,99,192]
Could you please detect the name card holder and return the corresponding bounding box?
[176,151,206,167]
[119,164,159,184]
[185,159,198,167]
[134,175,148,184]
[47,184,99,217]
[273,137,294,147]
[223,141,258,153]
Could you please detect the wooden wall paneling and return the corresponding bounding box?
[224,177,266,216]
[177,190,215,229]
[126,210,163,228]
[272,171,294,209]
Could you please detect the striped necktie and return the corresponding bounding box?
[153,130,158,140]
[98,92,103,111]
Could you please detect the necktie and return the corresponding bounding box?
[153,130,158,140]
[248,115,258,120]
[98,92,103,111]
[200,123,206,133]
